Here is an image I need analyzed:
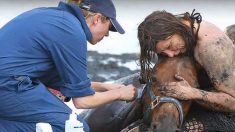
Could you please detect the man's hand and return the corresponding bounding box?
[159,74,194,100]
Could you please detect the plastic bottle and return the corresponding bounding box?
[65,112,85,132]
[36,123,53,132]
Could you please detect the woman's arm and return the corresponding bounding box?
[196,26,235,112]
[163,77,235,112]
[72,84,137,109]
[193,89,235,112]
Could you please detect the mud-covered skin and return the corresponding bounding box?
[193,21,235,112]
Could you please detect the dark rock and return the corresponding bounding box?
[87,51,140,82]
[225,24,235,44]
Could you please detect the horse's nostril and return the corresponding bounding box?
[151,122,158,130]
[152,124,157,129]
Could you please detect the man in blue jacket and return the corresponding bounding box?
[0,0,137,131]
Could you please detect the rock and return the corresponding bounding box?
[225,24,235,44]
[87,51,140,82]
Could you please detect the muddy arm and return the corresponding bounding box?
[192,88,235,112]
[195,33,235,112]
[163,79,235,112]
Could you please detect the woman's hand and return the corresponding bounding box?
[117,84,137,101]
[159,74,194,100]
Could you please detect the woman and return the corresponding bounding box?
[137,10,235,113]
[0,0,136,132]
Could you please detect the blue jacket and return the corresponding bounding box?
[0,2,95,98]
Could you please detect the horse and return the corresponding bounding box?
[79,56,199,132]
[140,56,199,132]
[79,73,144,132]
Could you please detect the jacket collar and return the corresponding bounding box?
[58,2,92,41]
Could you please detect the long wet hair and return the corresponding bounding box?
[138,10,202,85]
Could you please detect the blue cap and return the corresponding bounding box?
[80,0,125,34]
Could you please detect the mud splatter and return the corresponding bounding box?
[221,69,229,82]
[211,76,220,87]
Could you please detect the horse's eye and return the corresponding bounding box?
[151,76,157,82]
[139,76,146,84]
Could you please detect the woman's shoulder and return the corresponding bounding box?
[196,20,232,49]
[194,20,234,69]
[198,20,225,41]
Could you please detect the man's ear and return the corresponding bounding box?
[92,13,103,25]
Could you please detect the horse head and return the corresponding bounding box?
[142,56,198,132]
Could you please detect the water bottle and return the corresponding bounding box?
[36,123,53,132]
[65,112,85,132]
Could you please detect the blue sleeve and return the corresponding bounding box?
[44,12,95,97]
